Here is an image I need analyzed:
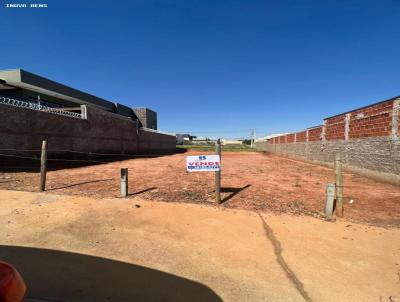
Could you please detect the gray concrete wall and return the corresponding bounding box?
[133,108,157,130]
[0,69,116,111]
[255,137,400,185]
[0,103,176,156]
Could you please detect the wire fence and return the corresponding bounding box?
[0,95,84,119]
[0,143,190,197]
[0,152,106,163]
[0,140,375,222]
[0,148,171,157]
[0,147,176,167]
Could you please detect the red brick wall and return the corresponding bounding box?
[325,115,345,140]
[346,100,393,138]
[269,136,279,144]
[287,133,295,143]
[276,135,284,144]
[398,104,400,134]
[296,131,307,142]
[265,99,397,144]
[308,126,323,142]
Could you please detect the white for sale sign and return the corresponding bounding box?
[186,155,221,172]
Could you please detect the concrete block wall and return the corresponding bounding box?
[256,97,400,185]
[133,108,158,130]
[0,103,176,156]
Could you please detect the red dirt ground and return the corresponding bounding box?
[1,151,399,227]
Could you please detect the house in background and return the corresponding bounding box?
[220,139,243,145]
[176,134,197,145]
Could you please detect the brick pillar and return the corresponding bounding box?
[321,121,327,141]
[305,130,310,159]
[344,113,351,140]
[392,99,400,140]
[284,135,288,154]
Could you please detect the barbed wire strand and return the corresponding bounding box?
[0,148,173,158]
[0,153,108,164]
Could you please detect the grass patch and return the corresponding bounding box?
[177,144,259,152]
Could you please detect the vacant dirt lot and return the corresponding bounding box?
[1,151,399,226]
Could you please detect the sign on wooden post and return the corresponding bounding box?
[185,155,221,172]
[185,139,222,204]
[215,139,222,204]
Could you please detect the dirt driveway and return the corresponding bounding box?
[1,190,399,302]
[0,151,399,226]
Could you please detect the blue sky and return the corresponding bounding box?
[1,0,399,138]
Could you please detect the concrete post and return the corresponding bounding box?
[344,113,351,141]
[294,133,297,144]
[120,168,128,197]
[306,130,309,142]
[392,99,400,140]
[325,183,335,217]
[80,105,87,119]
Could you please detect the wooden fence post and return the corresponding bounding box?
[39,140,47,192]
[334,153,344,217]
[121,168,128,197]
[215,139,221,204]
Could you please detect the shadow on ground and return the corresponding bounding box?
[129,187,158,196]
[221,184,251,203]
[46,179,114,191]
[0,245,222,302]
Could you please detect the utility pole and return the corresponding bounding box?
[250,129,256,148]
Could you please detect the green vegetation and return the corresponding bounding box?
[177,144,258,152]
